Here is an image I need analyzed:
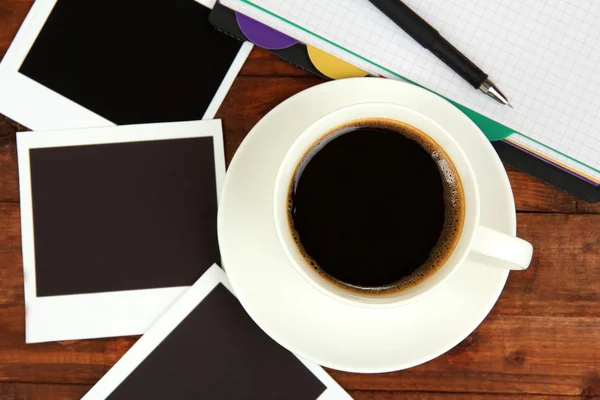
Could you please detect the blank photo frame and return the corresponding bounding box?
[18,120,226,343]
[83,265,351,400]
[0,0,252,131]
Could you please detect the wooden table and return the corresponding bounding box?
[1,2,599,399]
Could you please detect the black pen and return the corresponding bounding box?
[368,0,512,107]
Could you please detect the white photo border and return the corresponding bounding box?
[82,265,351,400]
[17,120,226,343]
[0,0,252,131]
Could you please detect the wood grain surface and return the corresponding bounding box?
[0,1,599,399]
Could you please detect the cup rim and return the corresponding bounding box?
[273,102,481,309]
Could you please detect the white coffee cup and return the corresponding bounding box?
[272,102,533,308]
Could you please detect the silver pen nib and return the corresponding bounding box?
[479,78,512,108]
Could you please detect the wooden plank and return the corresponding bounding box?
[496,213,600,317]
[576,198,600,214]
[350,392,586,400]
[0,314,589,394]
[0,384,592,400]
[0,203,22,307]
[0,202,20,250]
[328,316,600,395]
[0,0,33,61]
[241,46,314,77]
[7,318,593,397]
[0,116,20,204]
[0,251,23,307]
[0,383,13,400]
[0,302,137,384]
[11,383,91,400]
[504,166,599,214]
[214,76,323,164]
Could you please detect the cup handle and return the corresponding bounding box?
[469,226,533,270]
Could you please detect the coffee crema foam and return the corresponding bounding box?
[287,118,465,295]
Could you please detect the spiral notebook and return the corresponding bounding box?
[220,0,600,188]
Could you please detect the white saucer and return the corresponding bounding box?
[218,78,514,373]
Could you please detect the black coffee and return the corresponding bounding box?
[288,119,464,294]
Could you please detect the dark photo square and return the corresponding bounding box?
[29,137,220,297]
[19,0,243,125]
[106,284,327,399]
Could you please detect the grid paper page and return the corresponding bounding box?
[223,0,600,182]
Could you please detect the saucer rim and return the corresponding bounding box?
[218,78,513,373]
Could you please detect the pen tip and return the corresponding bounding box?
[480,79,513,108]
